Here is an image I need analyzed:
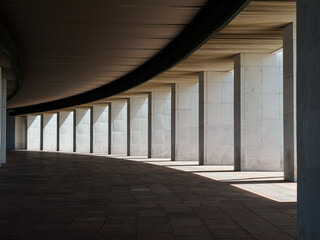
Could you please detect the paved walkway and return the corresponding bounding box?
[114,156,297,203]
[0,151,296,240]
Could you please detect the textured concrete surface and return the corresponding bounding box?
[15,116,26,150]
[59,112,74,152]
[130,96,148,156]
[92,106,108,154]
[42,113,57,151]
[26,115,41,150]
[199,71,234,165]
[151,89,171,158]
[234,53,284,171]
[111,101,127,155]
[283,22,297,182]
[75,109,91,153]
[0,151,296,239]
[173,82,199,161]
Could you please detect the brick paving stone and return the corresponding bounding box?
[0,151,297,239]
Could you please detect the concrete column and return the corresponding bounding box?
[297,0,320,237]
[42,113,58,151]
[111,100,127,154]
[27,115,41,150]
[199,71,234,165]
[0,78,6,164]
[150,88,171,158]
[7,113,16,150]
[129,96,148,156]
[92,105,109,153]
[172,82,199,161]
[15,116,26,149]
[283,22,297,182]
[75,108,91,153]
[234,53,283,171]
[59,111,74,152]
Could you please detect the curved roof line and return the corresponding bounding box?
[0,22,24,101]
[9,0,250,116]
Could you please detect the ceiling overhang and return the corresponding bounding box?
[6,0,251,116]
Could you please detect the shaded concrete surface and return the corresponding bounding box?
[0,151,296,239]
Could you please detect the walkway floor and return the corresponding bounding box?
[0,151,296,240]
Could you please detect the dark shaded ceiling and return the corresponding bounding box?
[0,0,207,108]
[2,0,253,115]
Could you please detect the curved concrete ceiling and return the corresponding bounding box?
[4,0,251,115]
[1,0,208,108]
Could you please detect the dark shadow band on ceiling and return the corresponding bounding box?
[8,0,251,116]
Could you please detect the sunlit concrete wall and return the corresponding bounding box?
[111,100,127,154]
[234,53,283,171]
[42,113,57,151]
[75,108,91,153]
[15,116,26,149]
[59,111,74,152]
[130,96,148,156]
[151,89,171,158]
[92,105,109,153]
[173,82,199,161]
[27,115,41,150]
[199,71,234,165]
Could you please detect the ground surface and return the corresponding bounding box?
[0,151,296,240]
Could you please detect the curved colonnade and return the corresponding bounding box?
[9,1,297,183]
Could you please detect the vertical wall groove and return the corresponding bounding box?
[148,92,152,158]
[171,83,176,161]
[90,106,93,153]
[57,112,60,151]
[40,114,43,150]
[108,103,112,154]
[199,72,204,165]
[127,99,130,156]
[73,110,76,152]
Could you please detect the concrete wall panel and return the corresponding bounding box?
[15,116,26,149]
[76,109,91,153]
[234,53,283,171]
[43,113,57,151]
[130,96,148,156]
[199,71,234,165]
[93,105,109,153]
[111,101,127,154]
[27,115,41,150]
[151,89,171,158]
[173,82,199,161]
[59,111,74,152]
